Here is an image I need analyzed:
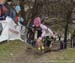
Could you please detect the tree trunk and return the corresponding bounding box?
[63,1,73,49]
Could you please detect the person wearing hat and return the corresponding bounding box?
[33,17,55,51]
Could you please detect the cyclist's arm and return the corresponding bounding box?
[39,24,54,39]
[47,28,54,36]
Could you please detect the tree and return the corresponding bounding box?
[63,0,73,49]
[13,0,75,49]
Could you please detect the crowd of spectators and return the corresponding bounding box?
[0,0,26,26]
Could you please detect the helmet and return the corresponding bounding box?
[34,17,41,27]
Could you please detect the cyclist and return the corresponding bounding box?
[33,17,55,51]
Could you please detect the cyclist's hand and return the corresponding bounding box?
[51,35,56,40]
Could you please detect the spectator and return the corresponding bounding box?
[15,3,21,14]
[0,4,3,16]
[19,10,26,26]
[15,13,25,26]
[0,4,8,20]
[4,1,16,21]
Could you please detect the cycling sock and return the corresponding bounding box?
[41,46,45,50]
[38,47,41,51]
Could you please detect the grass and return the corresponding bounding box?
[0,40,75,63]
[0,40,25,63]
[46,48,75,63]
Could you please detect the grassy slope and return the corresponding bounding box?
[0,40,26,63]
[0,40,75,63]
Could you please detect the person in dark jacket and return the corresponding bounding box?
[4,1,16,21]
[0,4,8,20]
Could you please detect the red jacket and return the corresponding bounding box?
[0,4,8,16]
[16,16,19,23]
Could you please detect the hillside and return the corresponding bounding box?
[0,40,75,63]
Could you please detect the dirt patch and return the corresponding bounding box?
[7,44,61,63]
